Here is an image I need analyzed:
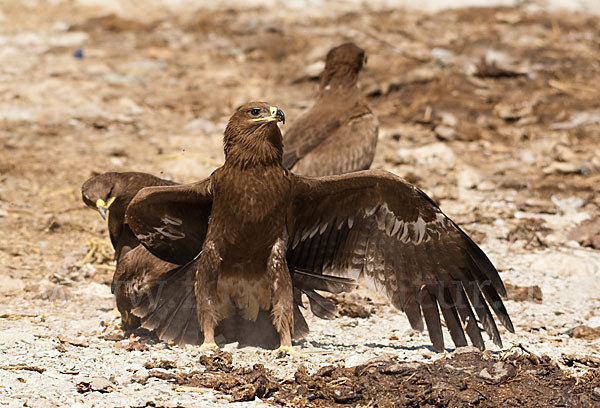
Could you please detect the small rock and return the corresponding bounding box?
[478,361,509,381]
[519,149,537,164]
[345,354,372,368]
[438,111,458,127]
[593,387,600,398]
[77,376,114,393]
[475,50,528,78]
[147,368,181,382]
[404,66,438,84]
[132,368,149,384]
[327,386,357,403]
[543,161,584,175]
[431,47,454,63]
[90,377,113,392]
[553,144,577,162]
[568,217,600,249]
[568,325,600,340]
[587,316,600,327]
[378,362,420,375]
[434,125,456,141]
[456,168,481,190]
[115,335,149,351]
[476,180,496,191]
[453,346,481,355]
[504,283,543,303]
[551,195,585,212]
[0,276,25,294]
[57,335,89,347]
[551,111,600,130]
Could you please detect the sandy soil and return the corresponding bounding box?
[0,1,599,407]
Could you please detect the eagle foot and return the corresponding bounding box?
[199,342,219,352]
[273,345,303,358]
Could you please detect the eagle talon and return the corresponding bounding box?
[273,345,302,358]
[199,342,218,352]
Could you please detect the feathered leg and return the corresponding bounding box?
[267,237,295,353]
[195,241,221,351]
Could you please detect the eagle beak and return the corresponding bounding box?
[252,106,285,125]
[95,197,115,220]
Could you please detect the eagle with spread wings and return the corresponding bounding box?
[82,172,353,345]
[124,102,514,353]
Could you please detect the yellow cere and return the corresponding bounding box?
[95,196,116,210]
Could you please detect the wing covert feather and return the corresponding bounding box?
[125,179,212,265]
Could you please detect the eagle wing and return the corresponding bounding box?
[125,179,212,264]
[288,169,514,351]
[283,108,378,176]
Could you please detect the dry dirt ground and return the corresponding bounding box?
[1,1,600,407]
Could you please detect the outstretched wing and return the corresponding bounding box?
[283,107,378,176]
[125,179,212,264]
[288,170,514,351]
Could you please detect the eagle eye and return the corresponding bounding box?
[250,108,261,116]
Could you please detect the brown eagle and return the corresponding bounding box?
[81,172,177,330]
[283,42,378,176]
[125,102,514,353]
[82,172,353,345]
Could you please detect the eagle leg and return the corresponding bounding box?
[267,237,294,349]
[194,241,222,349]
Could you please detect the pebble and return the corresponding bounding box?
[434,125,456,141]
[478,362,509,381]
[456,168,481,190]
[89,376,114,392]
[132,368,149,384]
[0,276,25,294]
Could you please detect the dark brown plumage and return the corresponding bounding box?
[82,170,353,346]
[282,42,378,176]
[81,172,177,329]
[125,102,514,352]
